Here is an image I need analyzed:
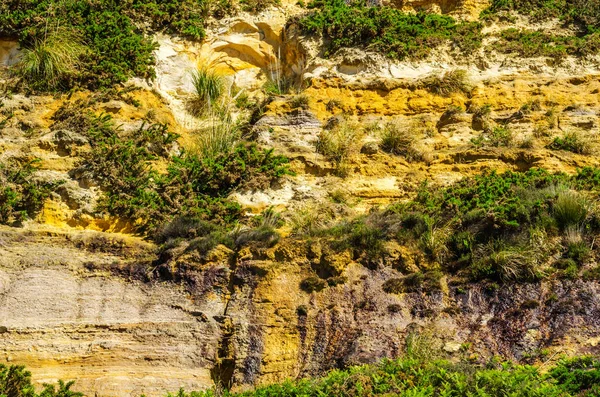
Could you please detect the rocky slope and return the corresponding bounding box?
[1,0,600,395]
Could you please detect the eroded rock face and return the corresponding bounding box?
[0,228,226,396]
[4,229,597,397]
[0,39,19,67]
[382,0,490,19]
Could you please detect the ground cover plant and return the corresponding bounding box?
[65,109,292,235]
[483,0,600,59]
[166,356,600,396]
[0,159,59,226]
[307,167,600,283]
[299,0,483,60]
[0,0,268,90]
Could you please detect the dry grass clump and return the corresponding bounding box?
[380,122,422,161]
[316,119,362,176]
[421,69,472,97]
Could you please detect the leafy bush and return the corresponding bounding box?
[0,0,234,89]
[0,159,59,225]
[169,356,600,396]
[299,0,482,60]
[488,126,514,147]
[549,131,592,154]
[72,112,291,234]
[0,364,81,397]
[547,357,600,396]
[484,0,600,34]
[316,167,600,282]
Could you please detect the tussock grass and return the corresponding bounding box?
[421,69,472,97]
[190,67,225,114]
[16,28,86,90]
[554,190,589,230]
[193,117,240,161]
[380,122,421,161]
[316,119,362,176]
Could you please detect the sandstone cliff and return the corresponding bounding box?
[1,0,600,395]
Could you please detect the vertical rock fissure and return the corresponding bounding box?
[210,254,239,392]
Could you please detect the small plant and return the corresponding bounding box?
[421,69,472,97]
[15,28,86,90]
[553,191,589,230]
[289,94,310,110]
[289,206,332,236]
[548,131,591,154]
[420,217,450,263]
[0,159,59,225]
[488,127,513,147]
[471,240,541,282]
[380,122,421,160]
[316,119,361,176]
[191,67,225,113]
[518,136,534,149]
[193,117,240,161]
[325,98,342,112]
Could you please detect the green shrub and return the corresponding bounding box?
[167,356,600,396]
[0,0,226,89]
[73,112,291,235]
[549,131,592,154]
[547,357,600,396]
[488,126,513,147]
[300,0,482,60]
[0,159,59,225]
[0,364,81,397]
[483,0,600,34]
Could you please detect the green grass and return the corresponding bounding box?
[299,0,482,60]
[191,68,226,112]
[15,28,86,90]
